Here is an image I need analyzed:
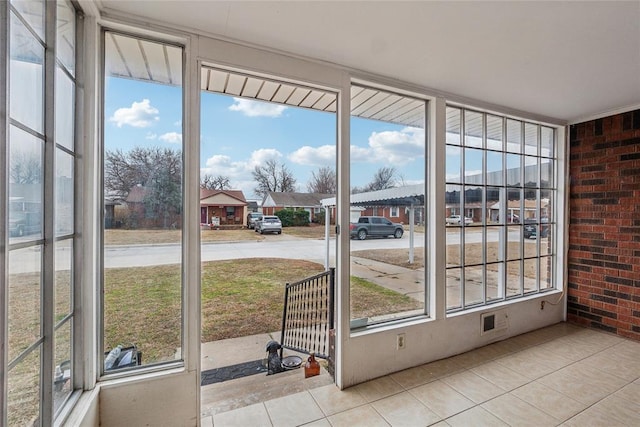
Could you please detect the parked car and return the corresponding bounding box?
[9,211,41,237]
[246,212,263,229]
[255,215,282,234]
[445,215,473,225]
[523,218,550,238]
[349,216,404,240]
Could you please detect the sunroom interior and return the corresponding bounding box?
[2,1,639,426]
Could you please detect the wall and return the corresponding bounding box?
[568,109,640,340]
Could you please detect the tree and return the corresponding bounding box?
[10,151,42,184]
[105,146,182,228]
[352,166,397,193]
[252,159,297,197]
[201,174,230,190]
[105,147,181,200]
[307,166,336,194]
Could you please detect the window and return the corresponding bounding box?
[3,0,79,424]
[102,32,184,373]
[349,83,426,328]
[445,106,556,311]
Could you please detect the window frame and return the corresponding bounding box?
[98,28,187,379]
[444,105,558,313]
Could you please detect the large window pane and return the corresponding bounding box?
[55,239,72,320]
[445,107,557,311]
[349,85,425,327]
[55,65,75,150]
[55,149,74,236]
[9,10,44,133]
[56,0,75,75]
[9,125,43,243]
[54,320,73,414]
[103,33,184,369]
[7,347,42,426]
[11,0,45,39]
[8,246,42,363]
[446,106,461,145]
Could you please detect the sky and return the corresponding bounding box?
[104,77,427,200]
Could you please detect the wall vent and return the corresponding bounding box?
[480,310,508,336]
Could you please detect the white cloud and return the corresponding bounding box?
[288,145,335,166]
[145,132,157,140]
[109,99,159,128]
[159,132,182,144]
[174,120,182,127]
[229,98,287,118]
[367,127,425,165]
[350,145,371,163]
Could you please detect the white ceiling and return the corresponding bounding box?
[94,1,640,123]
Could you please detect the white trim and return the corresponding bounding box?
[568,103,640,125]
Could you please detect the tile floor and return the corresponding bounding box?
[202,323,640,426]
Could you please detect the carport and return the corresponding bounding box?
[320,183,425,269]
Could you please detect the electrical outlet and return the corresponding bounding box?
[397,333,406,350]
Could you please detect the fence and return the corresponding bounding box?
[280,268,335,360]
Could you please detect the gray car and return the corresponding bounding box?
[255,215,282,234]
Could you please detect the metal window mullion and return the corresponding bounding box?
[481,113,487,304]
[41,0,57,425]
[500,118,507,302]
[0,0,9,422]
[459,110,466,309]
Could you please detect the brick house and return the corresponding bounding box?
[200,189,248,226]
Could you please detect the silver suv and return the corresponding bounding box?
[255,215,282,235]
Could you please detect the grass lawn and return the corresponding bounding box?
[99,257,416,365]
[104,225,333,245]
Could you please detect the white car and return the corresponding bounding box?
[446,215,473,225]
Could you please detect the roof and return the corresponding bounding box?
[200,189,247,203]
[265,192,334,208]
[126,185,149,203]
[321,184,424,207]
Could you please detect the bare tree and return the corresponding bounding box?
[10,151,42,184]
[252,159,297,197]
[352,166,397,193]
[307,166,336,194]
[200,174,231,190]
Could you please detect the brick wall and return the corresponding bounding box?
[567,109,640,340]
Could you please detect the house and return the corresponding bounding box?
[200,189,248,226]
[261,191,333,223]
[2,2,639,427]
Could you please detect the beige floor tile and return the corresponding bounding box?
[309,384,366,416]
[579,343,640,379]
[557,363,629,395]
[326,404,390,427]
[471,360,531,391]
[389,359,457,390]
[614,382,640,404]
[301,419,331,427]
[430,422,450,427]
[409,380,475,419]
[511,381,587,422]
[496,350,564,380]
[481,393,557,427]
[353,375,404,402]
[371,391,441,427]
[563,395,640,427]
[441,370,505,404]
[213,402,271,427]
[537,370,612,406]
[446,405,509,427]
[592,395,640,425]
[264,391,325,427]
[201,415,214,427]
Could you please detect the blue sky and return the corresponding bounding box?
[105,77,426,200]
